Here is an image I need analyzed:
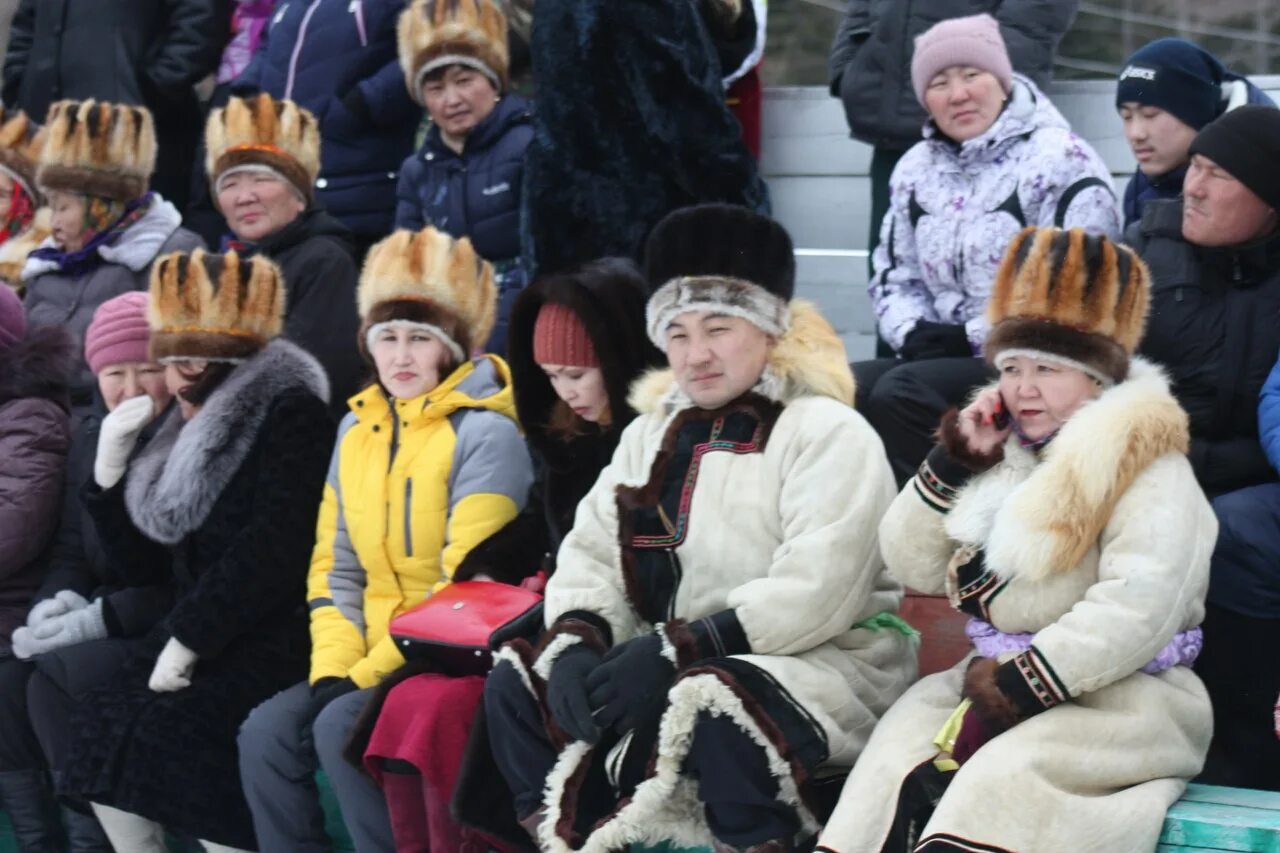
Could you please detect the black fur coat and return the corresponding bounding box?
[521,0,770,277]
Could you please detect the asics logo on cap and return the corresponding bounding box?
[1120,65,1157,82]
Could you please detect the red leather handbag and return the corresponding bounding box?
[389,577,546,676]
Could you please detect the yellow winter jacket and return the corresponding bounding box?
[307,355,533,688]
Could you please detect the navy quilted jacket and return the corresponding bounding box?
[234,0,419,239]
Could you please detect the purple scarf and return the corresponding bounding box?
[29,193,155,277]
[966,618,1203,675]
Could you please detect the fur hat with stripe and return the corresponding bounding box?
[398,0,509,100]
[0,107,44,204]
[205,94,321,203]
[358,226,497,363]
[148,249,286,363]
[643,203,796,350]
[37,100,156,201]
[985,226,1151,385]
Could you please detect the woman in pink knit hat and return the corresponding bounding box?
[855,12,1120,487]
[0,291,173,852]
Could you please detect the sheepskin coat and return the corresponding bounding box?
[59,339,333,849]
[819,358,1217,853]
[501,302,917,852]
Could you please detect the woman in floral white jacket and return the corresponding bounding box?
[855,14,1120,484]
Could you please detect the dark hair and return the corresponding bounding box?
[174,361,236,406]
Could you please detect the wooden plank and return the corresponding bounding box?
[1177,785,1280,813]
[1160,798,1280,852]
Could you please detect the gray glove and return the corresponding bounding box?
[25,590,91,628]
[12,598,108,660]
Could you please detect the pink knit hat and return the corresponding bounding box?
[85,291,151,374]
[0,285,25,353]
[911,14,1013,106]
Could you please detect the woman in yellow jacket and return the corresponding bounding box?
[238,227,534,853]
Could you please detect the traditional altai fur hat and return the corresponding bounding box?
[37,100,156,201]
[148,249,286,363]
[985,226,1151,385]
[643,203,797,350]
[0,107,44,203]
[398,0,509,101]
[358,226,497,362]
[205,94,321,203]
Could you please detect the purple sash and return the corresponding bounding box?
[965,618,1202,675]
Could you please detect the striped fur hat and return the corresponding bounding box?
[205,94,321,203]
[985,226,1151,385]
[0,107,44,203]
[398,0,509,100]
[37,100,155,201]
[148,249,286,363]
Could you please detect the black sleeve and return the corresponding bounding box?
[700,0,757,80]
[281,247,363,402]
[82,478,175,591]
[147,0,233,91]
[1190,436,1275,497]
[102,584,175,637]
[994,0,1079,89]
[453,489,551,586]
[33,425,100,604]
[827,0,871,95]
[2,0,35,105]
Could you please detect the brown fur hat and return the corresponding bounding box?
[358,227,496,359]
[37,100,156,201]
[148,249,286,362]
[398,0,509,102]
[205,94,321,203]
[0,107,44,202]
[984,226,1150,384]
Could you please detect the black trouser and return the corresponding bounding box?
[0,659,42,772]
[869,146,907,359]
[1195,603,1280,791]
[26,638,134,775]
[853,357,995,486]
[484,661,804,847]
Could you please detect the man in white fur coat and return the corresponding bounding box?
[481,204,917,853]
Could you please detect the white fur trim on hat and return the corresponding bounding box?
[213,163,307,203]
[993,347,1114,387]
[646,276,791,350]
[366,319,465,363]
[414,54,501,98]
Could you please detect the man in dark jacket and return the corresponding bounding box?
[232,0,420,256]
[2,0,231,211]
[1128,106,1280,500]
[827,0,1078,328]
[1116,38,1276,228]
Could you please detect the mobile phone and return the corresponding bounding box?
[993,409,1010,430]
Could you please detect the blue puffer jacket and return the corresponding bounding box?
[396,94,533,354]
[234,0,419,240]
[1259,356,1280,475]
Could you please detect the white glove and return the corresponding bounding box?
[94,395,155,489]
[26,590,91,627]
[148,637,198,693]
[12,598,108,659]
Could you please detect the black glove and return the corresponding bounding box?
[299,676,357,756]
[546,644,604,744]
[585,633,675,736]
[899,321,972,361]
[339,87,372,125]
